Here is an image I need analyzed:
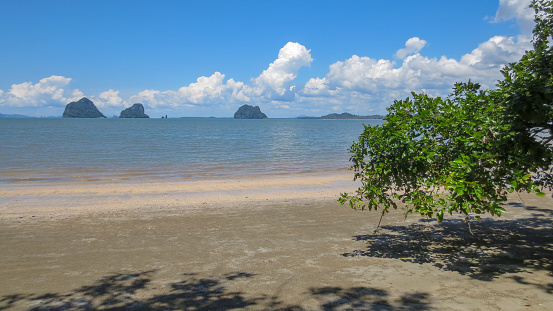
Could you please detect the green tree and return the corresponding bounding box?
[339,0,553,222]
[498,0,553,190]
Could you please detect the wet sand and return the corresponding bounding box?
[1,173,552,310]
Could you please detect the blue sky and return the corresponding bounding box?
[0,0,536,117]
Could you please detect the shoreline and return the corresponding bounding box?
[0,169,358,221]
[0,165,354,185]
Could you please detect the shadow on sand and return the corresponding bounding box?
[0,270,431,310]
[1,271,260,310]
[343,202,553,290]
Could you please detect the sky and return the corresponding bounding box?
[0,0,537,118]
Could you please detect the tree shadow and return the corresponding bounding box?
[309,286,430,311]
[0,271,262,310]
[343,212,553,283]
[0,271,432,310]
[505,201,553,218]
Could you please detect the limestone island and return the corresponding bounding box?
[234,104,268,119]
[62,98,106,118]
[119,103,149,118]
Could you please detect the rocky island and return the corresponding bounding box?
[119,103,149,118]
[234,104,268,119]
[62,98,106,118]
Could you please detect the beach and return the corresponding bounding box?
[1,172,552,310]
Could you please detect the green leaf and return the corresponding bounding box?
[522,173,532,180]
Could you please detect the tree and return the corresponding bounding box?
[498,0,553,190]
[339,0,553,222]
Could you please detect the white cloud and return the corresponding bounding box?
[178,72,249,104]
[325,56,400,92]
[129,89,188,109]
[294,31,532,116]
[128,42,312,112]
[130,89,165,108]
[302,77,330,96]
[395,37,427,59]
[129,72,250,110]
[70,89,85,101]
[461,35,530,69]
[0,76,129,117]
[252,42,313,101]
[492,0,534,38]
[94,89,126,108]
[0,75,78,107]
[301,32,529,101]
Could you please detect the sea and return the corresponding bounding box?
[0,118,383,184]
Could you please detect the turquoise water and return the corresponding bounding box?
[0,118,383,183]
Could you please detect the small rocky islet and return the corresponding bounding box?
[62,98,106,118]
[119,103,149,118]
[233,104,268,119]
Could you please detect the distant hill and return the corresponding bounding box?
[298,112,383,119]
[63,98,106,118]
[0,113,31,118]
[119,103,149,118]
[234,104,268,119]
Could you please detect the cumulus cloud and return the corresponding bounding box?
[178,72,249,104]
[302,77,331,96]
[129,72,250,110]
[461,35,530,69]
[94,89,126,108]
[0,76,129,117]
[297,31,531,115]
[128,42,312,111]
[252,42,313,101]
[305,33,529,94]
[0,75,84,107]
[395,37,428,59]
[129,89,167,108]
[492,0,534,38]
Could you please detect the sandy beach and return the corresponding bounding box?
[1,172,552,310]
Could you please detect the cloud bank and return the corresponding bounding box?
[0,0,535,117]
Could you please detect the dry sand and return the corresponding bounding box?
[0,172,552,310]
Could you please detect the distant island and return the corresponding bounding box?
[119,103,149,118]
[298,112,383,119]
[0,113,31,118]
[234,104,268,119]
[62,98,106,118]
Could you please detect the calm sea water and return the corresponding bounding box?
[0,118,383,183]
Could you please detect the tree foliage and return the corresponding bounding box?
[498,0,553,189]
[339,0,553,221]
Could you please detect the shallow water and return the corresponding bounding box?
[0,118,383,183]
